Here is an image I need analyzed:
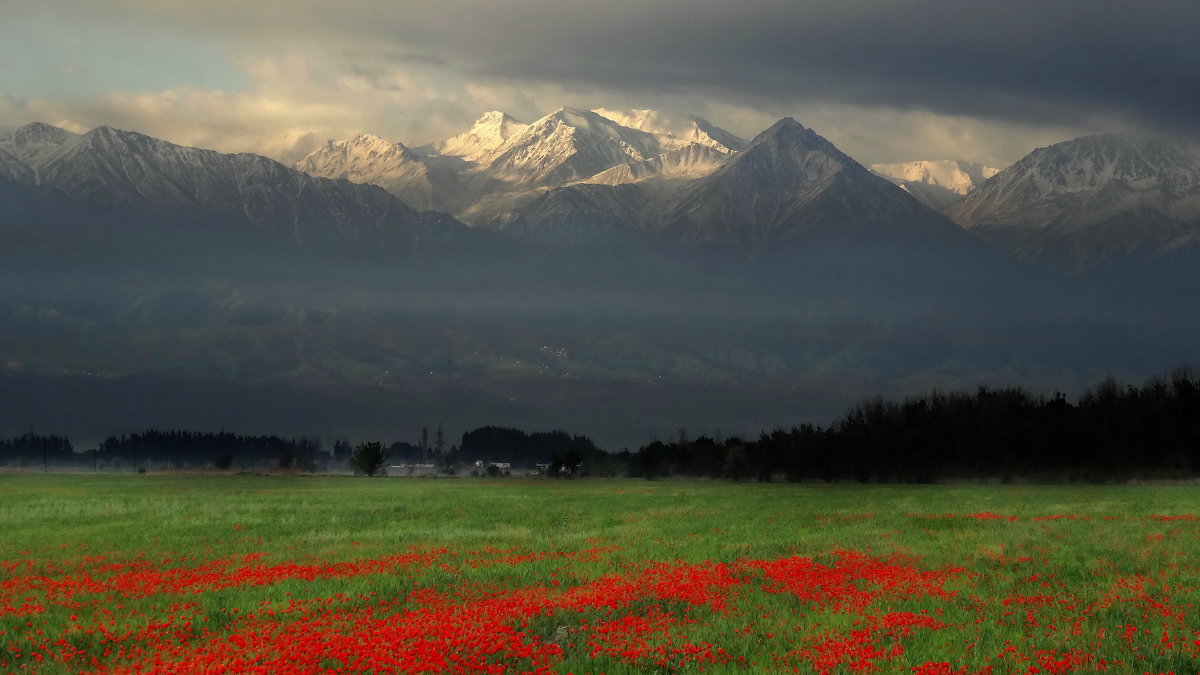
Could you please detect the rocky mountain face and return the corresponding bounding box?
[945,134,1200,272]
[870,160,1000,211]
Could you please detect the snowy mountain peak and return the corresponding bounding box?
[0,122,80,166]
[437,111,527,162]
[754,116,805,137]
[485,106,664,187]
[743,117,849,164]
[1,121,76,144]
[294,133,432,209]
[305,133,420,164]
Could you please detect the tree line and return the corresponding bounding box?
[3,367,1197,481]
[0,429,330,470]
[624,367,1200,483]
[0,432,75,467]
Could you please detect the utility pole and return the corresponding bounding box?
[421,426,428,463]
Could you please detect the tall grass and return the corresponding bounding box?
[2,475,1199,673]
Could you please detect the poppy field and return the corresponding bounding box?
[2,476,1199,673]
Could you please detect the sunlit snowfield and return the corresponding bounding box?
[2,475,1199,673]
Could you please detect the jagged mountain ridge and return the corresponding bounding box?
[8,116,1199,277]
[945,134,1200,271]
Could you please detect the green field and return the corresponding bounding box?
[2,475,1199,673]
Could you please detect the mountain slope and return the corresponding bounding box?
[0,146,33,183]
[946,134,1200,271]
[498,183,658,246]
[584,144,730,186]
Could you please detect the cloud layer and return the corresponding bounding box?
[3,1,1191,165]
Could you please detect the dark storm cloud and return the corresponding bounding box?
[11,0,1198,147]
[371,0,1199,134]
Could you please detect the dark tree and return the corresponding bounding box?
[349,442,388,477]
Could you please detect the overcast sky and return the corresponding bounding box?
[2,0,1194,167]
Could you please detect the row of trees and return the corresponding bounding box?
[95,430,328,468]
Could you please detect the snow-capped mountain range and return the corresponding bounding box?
[4,109,1200,274]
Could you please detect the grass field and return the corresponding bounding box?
[2,475,1199,673]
